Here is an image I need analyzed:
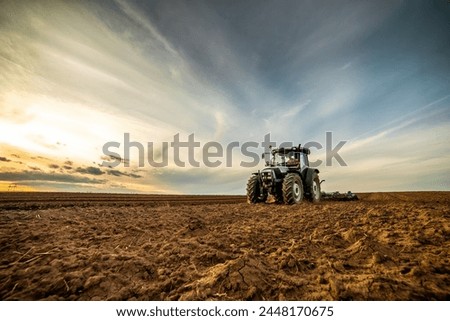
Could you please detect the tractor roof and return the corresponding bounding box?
[272,145,310,155]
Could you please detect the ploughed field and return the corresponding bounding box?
[0,192,449,300]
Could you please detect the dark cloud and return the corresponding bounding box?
[11,154,20,158]
[75,166,104,176]
[129,173,142,179]
[48,164,60,169]
[0,156,11,162]
[107,170,123,177]
[62,160,73,170]
[28,166,42,171]
[107,169,142,178]
[100,154,129,166]
[0,171,106,184]
[101,154,121,161]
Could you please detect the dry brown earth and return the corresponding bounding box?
[0,192,449,300]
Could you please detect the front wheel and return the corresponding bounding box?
[282,173,303,205]
[246,175,267,204]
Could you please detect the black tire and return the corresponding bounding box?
[246,175,267,204]
[309,172,321,203]
[282,173,303,205]
[274,184,284,204]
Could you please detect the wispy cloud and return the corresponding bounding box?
[0,171,106,185]
[107,169,142,178]
[74,166,104,176]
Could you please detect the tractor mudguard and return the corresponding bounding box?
[304,168,319,188]
[251,170,262,184]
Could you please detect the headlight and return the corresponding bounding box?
[262,171,272,180]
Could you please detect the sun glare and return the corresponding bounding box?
[0,94,120,164]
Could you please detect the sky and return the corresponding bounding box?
[0,0,449,194]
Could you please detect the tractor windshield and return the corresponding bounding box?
[272,151,297,166]
[273,152,288,165]
[271,150,306,167]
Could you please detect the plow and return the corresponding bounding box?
[321,190,358,201]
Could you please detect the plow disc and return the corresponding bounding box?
[321,191,358,201]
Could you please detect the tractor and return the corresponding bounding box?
[246,145,321,205]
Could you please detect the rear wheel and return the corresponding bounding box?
[309,172,321,203]
[246,175,267,204]
[282,173,303,204]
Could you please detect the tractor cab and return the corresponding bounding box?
[265,145,310,169]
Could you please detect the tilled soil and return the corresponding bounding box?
[0,192,449,300]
